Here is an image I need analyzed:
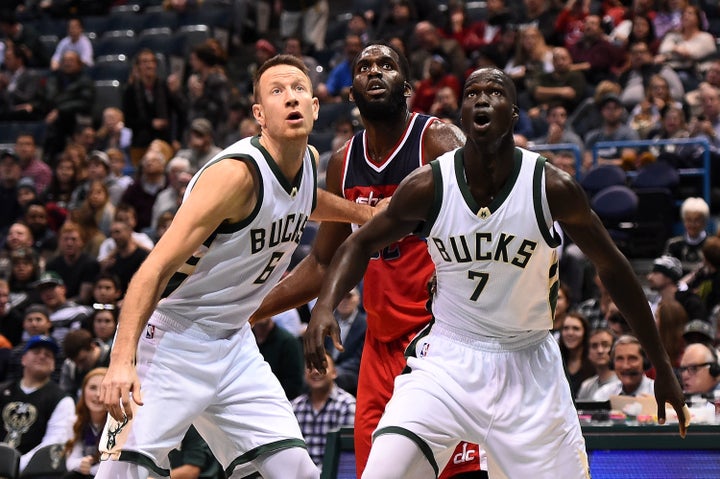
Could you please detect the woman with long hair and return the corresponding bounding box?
[626,15,659,54]
[83,180,115,237]
[67,205,106,260]
[44,154,81,212]
[656,4,716,91]
[647,105,704,168]
[505,25,554,97]
[64,367,108,478]
[612,14,659,54]
[628,74,689,139]
[62,143,90,183]
[559,311,596,398]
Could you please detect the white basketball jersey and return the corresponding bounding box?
[423,147,560,338]
[156,136,316,334]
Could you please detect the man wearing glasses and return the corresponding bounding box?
[679,343,720,396]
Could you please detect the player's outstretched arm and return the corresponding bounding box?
[546,163,689,437]
[305,165,435,373]
[101,159,257,421]
[312,188,376,224]
[308,144,377,225]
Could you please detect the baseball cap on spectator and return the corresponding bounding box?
[24,304,50,319]
[652,255,683,282]
[190,118,213,137]
[430,54,447,67]
[89,150,111,170]
[255,39,277,56]
[31,271,64,289]
[598,93,622,108]
[23,334,59,355]
[0,149,19,163]
[10,247,36,262]
[17,177,36,194]
[683,319,715,344]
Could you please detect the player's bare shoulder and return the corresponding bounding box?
[324,140,352,195]
[196,156,259,223]
[422,120,465,163]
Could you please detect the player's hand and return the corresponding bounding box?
[373,196,392,214]
[304,305,342,374]
[100,360,144,422]
[654,367,690,438]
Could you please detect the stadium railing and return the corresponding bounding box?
[590,138,712,206]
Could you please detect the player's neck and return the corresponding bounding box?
[363,110,412,162]
[259,134,306,182]
[464,141,515,191]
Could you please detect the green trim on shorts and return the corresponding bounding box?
[404,319,434,361]
[226,438,307,477]
[117,450,171,477]
[401,319,434,374]
[373,426,439,478]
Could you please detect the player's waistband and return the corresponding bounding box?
[150,310,243,340]
[431,323,549,352]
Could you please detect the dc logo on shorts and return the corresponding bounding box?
[145,325,155,339]
[419,342,430,357]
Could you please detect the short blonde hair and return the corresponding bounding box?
[680,197,709,221]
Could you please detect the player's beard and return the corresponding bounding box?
[354,81,407,121]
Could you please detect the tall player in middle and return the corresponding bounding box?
[253,43,485,477]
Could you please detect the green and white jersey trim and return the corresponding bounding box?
[424,147,560,338]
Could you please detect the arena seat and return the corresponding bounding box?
[94,30,138,58]
[19,443,67,478]
[171,24,211,58]
[141,10,180,31]
[630,160,680,190]
[39,35,59,60]
[580,164,627,198]
[309,131,336,156]
[0,121,47,144]
[136,27,174,57]
[89,55,131,82]
[106,6,144,32]
[82,15,109,39]
[591,185,639,257]
[0,442,20,479]
[315,102,355,133]
[631,187,677,258]
[92,80,124,124]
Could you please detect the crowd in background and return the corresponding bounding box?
[1,0,720,475]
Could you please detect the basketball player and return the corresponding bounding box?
[304,67,689,478]
[96,55,375,479]
[253,44,485,477]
